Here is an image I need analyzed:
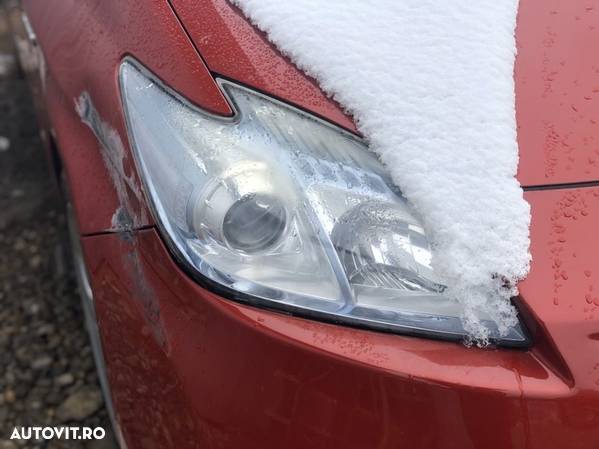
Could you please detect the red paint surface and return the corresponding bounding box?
[516,0,599,186]
[172,0,599,187]
[24,0,599,233]
[519,188,599,394]
[168,0,357,133]
[22,0,231,233]
[81,223,599,449]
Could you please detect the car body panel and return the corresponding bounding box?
[20,0,232,234]
[519,187,599,393]
[168,0,357,133]
[21,0,599,234]
[80,203,599,448]
[171,0,599,188]
[515,0,599,186]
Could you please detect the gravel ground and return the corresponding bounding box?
[0,6,117,449]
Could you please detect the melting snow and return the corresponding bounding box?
[75,92,147,231]
[231,0,531,343]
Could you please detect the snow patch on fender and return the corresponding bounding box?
[75,92,147,231]
[231,0,531,343]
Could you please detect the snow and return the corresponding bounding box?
[230,0,531,343]
[75,92,147,231]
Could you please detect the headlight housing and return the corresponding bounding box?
[119,59,528,346]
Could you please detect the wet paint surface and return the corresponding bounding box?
[82,228,598,449]
[172,0,599,188]
[520,188,599,396]
[26,0,599,224]
[21,0,231,234]
[168,0,357,133]
[516,0,599,186]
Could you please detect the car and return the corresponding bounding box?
[8,0,599,448]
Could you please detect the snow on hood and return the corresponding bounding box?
[230,0,531,343]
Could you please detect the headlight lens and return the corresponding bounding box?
[120,60,528,346]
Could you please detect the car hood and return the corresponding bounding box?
[515,0,599,187]
[171,0,599,188]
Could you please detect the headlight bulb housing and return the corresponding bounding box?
[119,59,528,346]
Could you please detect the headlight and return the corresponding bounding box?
[119,59,528,346]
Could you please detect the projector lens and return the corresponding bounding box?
[223,193,287,253]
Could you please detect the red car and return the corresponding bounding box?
[10,0,599,448]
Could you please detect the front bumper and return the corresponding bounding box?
[81,218,599,449]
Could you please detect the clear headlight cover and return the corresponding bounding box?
[120,60,528,346]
